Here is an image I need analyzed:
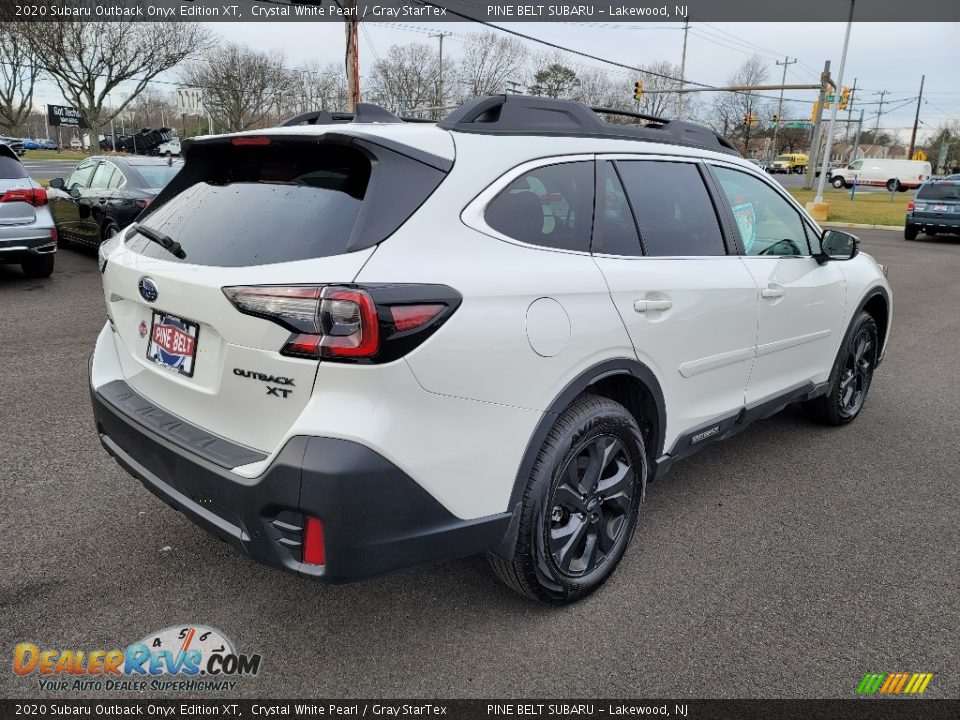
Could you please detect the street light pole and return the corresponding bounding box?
[814,0,856,204]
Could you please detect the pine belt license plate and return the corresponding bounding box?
[146,311,200,377]
[933,204,949,212]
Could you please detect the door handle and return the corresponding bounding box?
[634,298,673,313]
[761,285,785,300]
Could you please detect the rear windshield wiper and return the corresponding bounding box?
[132,222,186,260]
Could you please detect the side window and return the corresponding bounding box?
[89,162,117,189]
[712,166,811,257]
[850,160,863,170]
[66,161,96,191]
[593,161,642,256]
[485,161,593,252]
[109,168,125,189]
[616,160,727,256]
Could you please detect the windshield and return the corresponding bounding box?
[774,156,791,162]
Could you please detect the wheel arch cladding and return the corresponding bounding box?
[861,290,890,357]
[509,359,665,510]
[490,359,664,562]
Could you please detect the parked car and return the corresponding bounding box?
[943,173,960,181]
[22,139,39,150]
[36,139,58,151]
[156,137,181,157]
[748,158,772,172]
[0,135,26,157]
[829,158,931,191]
[769,153,808,174]
[90,96,892,603]
[904,179,960,240]
[0,143,57,278]
[48,155,183,249]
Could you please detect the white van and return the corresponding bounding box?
[829,158,931,191]
[156,137,181,157]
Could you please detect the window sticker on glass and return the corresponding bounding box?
[731,202,757,254]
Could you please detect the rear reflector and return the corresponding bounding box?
[303,517,325,565]
[0,187,47,206]
[232,136,271,146]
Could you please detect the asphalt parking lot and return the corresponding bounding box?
[1,229,957,700]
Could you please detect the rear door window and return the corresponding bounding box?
[90,162,118,189]
[593,161,642,256]
[616,160,727,256]
[67,161,96,191]
[485,161,594,252]
[128,144,371,267]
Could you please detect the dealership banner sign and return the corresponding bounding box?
[46,104,88,129]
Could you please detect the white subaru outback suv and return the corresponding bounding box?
[90,96,891,603]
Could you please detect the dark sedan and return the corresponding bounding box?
[48,156,182,248]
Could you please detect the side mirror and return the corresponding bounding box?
[818,229,859,263]
[49,177,64,190]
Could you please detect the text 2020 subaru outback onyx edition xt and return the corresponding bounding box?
[90,96,891,603]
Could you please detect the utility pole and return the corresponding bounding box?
[676,18,690,119]
[814,0,855,204]
[771,56,796,158]
[873,89,889,137]
[852,107,864,162]
[505,80,522,95]
[343,5,360,112]
[804,60,831,191]
[844,77,857,143]
[430,31,453,117]
[908,74,925,159]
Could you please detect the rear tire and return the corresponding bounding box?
[886,179,900,192]
[904,225,919,240]
[803,311,878,426]
[488,394,647,604]
[21,254,55,279]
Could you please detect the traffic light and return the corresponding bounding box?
[743,112,757,126]
[772,114,780,124]
[633,81,644,102]
[811,101,820,121]
[839,86,851,110]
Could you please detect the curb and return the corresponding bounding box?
[823,222,903,231]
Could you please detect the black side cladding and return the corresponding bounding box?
[439,95,741,157]
[141,133,451,256]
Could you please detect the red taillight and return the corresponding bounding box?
[303,517,325,566]
[390,304,445,332]
[317,287,379,357]
[232,136,271,146]
[50,227,58,246]
[0,187,47,206]
[907,200,915,212]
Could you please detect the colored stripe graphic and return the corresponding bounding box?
[858,672,933,695]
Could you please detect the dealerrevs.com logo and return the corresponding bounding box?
[14,625,262,693]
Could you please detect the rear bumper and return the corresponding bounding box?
[0,235,56,262]
[907,215,960,233]
[90,377,513,583]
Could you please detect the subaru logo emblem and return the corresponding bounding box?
[138,277,159,303]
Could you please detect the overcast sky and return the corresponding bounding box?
[31,21,960,142]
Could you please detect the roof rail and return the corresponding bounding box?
[280,103,437,127]
[438,95,740,157]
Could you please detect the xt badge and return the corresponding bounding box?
[233,368,295,399]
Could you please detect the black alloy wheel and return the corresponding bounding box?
[547,435,635,578]
[838,327,876,419]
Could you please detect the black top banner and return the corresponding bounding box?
[46,104,88,128]
[4,0,960,22]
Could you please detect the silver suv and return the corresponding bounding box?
[0,144,57,278]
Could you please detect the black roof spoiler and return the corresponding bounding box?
[281,104,435,127]
[437,95,741,156]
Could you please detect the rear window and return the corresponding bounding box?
[131,164,181,189]
[128,144,370,267]
[0,154,27,179]
[917,183,960,200]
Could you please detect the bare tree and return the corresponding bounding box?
[0,22,38,136]
[636,61,683,118]
[23,20,210,137]
[125,87,177,130]
[708,55,773,155]
[181,43,295,132]
[367,44,443,115]
[289,61,350,114]
[456,31,528,101]
[529,55,580,98]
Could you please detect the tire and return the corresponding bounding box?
[803,311,879,426]
[21,254,55,279]
[832,176,846,189]
[904,225,919,240]
[102,221,120,241]
[488,394,647,604]
[886,179,900,192]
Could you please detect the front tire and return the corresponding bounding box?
[21,254,55,278]
[803,311,878,426]
[832,176,846,189]
[488,394,647,604]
